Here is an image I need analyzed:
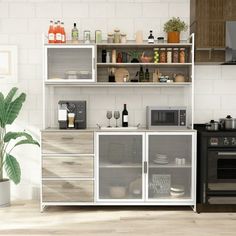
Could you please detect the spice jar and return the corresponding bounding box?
[167,48,172,63]
[120,33,127,43]
[114,29,121,43]
[107,33,114,43]
[157,37,164,43]
[179,48,186,63]
[159,48,166,63]
[173,48,179,63]
[153,48,159,63]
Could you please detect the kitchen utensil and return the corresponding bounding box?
[174,73,185,82]
[205,120,220,131]
[115,68,130,82]
[109,186,126,198]
[220,115,236,130]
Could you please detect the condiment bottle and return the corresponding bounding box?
[179,48,186,63]
[167,48,172,63]
[153,48,159,63]
[145,68,150,82]
[173,48,179,63]
[55,20,62,43]
[159,48,166,63]
[61,22,66,43]
[71,23,79,42]
[112,49,116,63]
[114,29,121,43]
[148,30,154,44]
[48,20,55,44]
[139,66,144,82]
[117,52,122,63]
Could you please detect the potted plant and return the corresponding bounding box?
[164,17,188,43]
[0,87,39,207]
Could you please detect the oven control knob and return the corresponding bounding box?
[223,138,230,146]
[232,138,236,145]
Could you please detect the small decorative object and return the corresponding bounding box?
[153,48,159,63]
[140,51,153,63]
[102,49,107,63]
[0,46,17,83]
[174,73,185,82]
[106,51,110,63]
[114,28,121,43]
[135,31,143,43]
[115,68,130,82]
[117,52,122,63]
[120,33,127,43]
[108,69,115,82]
[107,33,114,43]
[149,174,171,196]
[83,30,91,44]
[112,49,116,63]
[157,37,164,43]
[163,17,188,43]
[129,177,142,197]
[0,88,39,207]
[130,51,139,63]
[148,30,154,44]
[95,30,102,43]
[122,52,128,63]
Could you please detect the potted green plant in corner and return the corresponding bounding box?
[164,17,188,43]
[0,87,39,207]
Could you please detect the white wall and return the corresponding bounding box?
[0,0,235,200]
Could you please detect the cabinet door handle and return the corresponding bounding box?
[144,161,148,174]
[61,137,74,140]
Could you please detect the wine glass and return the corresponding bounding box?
[114,111,120,127]
[106,111,112,127]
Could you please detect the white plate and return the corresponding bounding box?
[171,185,185,192]
[170,191,185,197]
[153,159,169,164]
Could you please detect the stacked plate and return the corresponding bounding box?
[170,185,185,197]
[153,154,169,165]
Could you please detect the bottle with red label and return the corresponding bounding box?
[55,20,62,43]
[48,20,55,43]
[61,22,66,43]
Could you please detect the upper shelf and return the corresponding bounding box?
[97,63,192,67]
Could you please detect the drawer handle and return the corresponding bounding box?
[62,161,81,166]
[61,137,74,140]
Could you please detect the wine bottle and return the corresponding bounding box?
[148,30,154,44]
[122,104,128,127]
[145,68,150,82]
[139,66,144,82]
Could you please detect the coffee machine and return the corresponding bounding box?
[58,101,87,129]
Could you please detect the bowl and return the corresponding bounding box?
[109,186,126,198]
[140,52,153,63]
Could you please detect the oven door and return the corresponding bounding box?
[151,110,179,126]
[208,150,236,191]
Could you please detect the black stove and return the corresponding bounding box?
[195,124,236,211]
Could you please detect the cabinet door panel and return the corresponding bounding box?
[147,134,193,201]
[98,134,144,201]
[42,132,94,154]
[42,156,93,178]
[42,180,93,202]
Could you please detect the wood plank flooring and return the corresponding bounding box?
[1,201,236,236]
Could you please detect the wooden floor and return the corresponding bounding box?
[1,201,236,236]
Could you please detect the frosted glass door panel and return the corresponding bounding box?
[98,134,143,200]
[47,47,93,81]
[148,135,192,200]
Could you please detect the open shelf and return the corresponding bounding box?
[97,63,192,67]
[100,163,142,168]
[149,163,191,168]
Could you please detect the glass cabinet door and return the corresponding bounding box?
[147,133,193,201]
[98,133,143,201]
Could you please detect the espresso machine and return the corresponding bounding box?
[58,101,87,129]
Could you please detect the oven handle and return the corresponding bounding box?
[217,152,236,157]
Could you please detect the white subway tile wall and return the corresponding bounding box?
[0,0,234,200]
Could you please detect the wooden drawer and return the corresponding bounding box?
[42,156,93,178]
[42,180,93,202]
[42,132,94,154]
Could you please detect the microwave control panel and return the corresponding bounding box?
[179,110,186,126]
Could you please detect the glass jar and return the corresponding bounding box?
[173,48,179,63]
[107,33,114,43]
[159,48,166,63]
[120,33,127,44]
[95,30,102,43]
[167,48,172,63]
[114,29,121,43]
[83,30,91,44]
[179,48,186,63]
[153,48,159,63]
[157,37,164,43]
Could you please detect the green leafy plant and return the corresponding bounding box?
[164,17,188,33]
[0,87,39,184]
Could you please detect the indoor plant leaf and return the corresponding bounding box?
[0,93,5,127]
[4,154,21,184]
[13,139,40,148]
[4,132,34,143]
[4,93,26,126]
[4,87,18,107]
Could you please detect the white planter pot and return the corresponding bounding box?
[0,179,10,207]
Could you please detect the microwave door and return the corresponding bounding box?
[151,110,178,126]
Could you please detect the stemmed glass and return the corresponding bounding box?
[106,111,112,127]
[114,111,120,127]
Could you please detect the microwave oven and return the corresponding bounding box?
[146,106,187,129]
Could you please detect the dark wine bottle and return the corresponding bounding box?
[122,104,128,127]
[148,30,154,44]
